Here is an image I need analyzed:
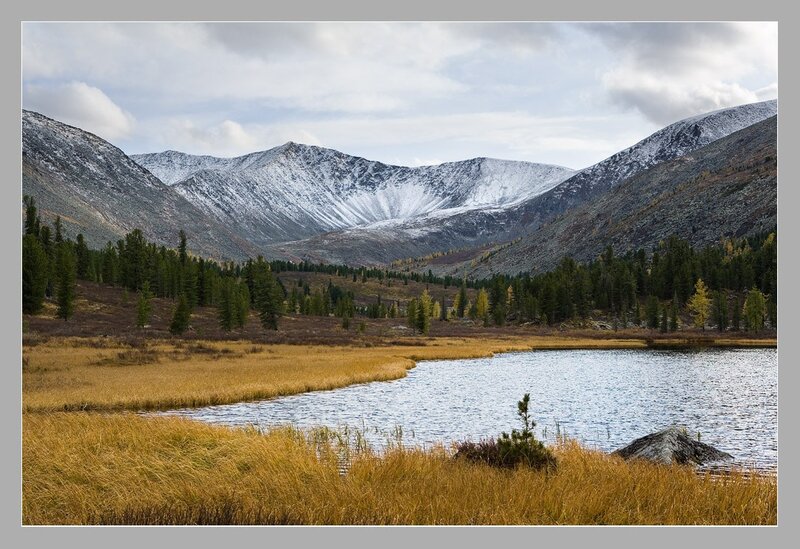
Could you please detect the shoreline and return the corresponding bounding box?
[22,334,776,414]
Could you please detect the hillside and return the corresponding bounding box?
[279,101,778,266]
[459,115,777,277]
[22,110,258,260]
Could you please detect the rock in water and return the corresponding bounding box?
[612,427,733,466]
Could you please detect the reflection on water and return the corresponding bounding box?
[162,348,777,470]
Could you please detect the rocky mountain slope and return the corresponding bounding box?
[436,115,777,277]
[22,110,257,259]
[23,99,777,270]
[280,100,777,266]
[132,145,575,246]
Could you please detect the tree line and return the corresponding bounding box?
[23,195,776,335]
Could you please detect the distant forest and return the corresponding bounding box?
[22,196,776,335]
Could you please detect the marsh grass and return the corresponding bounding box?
[22,336,650,413]
[22,413,777,525]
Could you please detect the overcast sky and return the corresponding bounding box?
[22,22,777,169]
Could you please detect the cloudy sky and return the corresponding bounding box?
[22,22,777,169]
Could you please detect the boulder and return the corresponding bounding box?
[612,427,733,466]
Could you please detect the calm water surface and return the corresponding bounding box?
[163,348,777,470]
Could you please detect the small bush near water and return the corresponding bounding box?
[454,393,557,471]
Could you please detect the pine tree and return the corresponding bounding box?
[169,294,191,335]
[136,280,152,328]
[687,278,711,331]
[55,241,76,321]
[743,287,767,333]
[660,305,668,333]
[439,295,448,321]
[22,234,48,314]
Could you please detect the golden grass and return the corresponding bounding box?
[23,336,650,413]
[22,413,776,525]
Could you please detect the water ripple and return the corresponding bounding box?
[160,348,777,470]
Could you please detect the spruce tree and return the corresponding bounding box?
[407,299,418,330]
[75,234,90,280]
[645,295,660,329]
[22,234,48,314]
[732,295,742,331]
[456,279,468,318]
[178,230,188,265]
[659,305,668,333]
[54,216,63,243]
[55,241,76,321]
[669,298,679,332]
[712,291,728,332]
[169,294,191,335]
[23,195,40,237]
[236,283,250,329]
[254,264,282,330]
[136,281,152,328]
[217,278,234,331]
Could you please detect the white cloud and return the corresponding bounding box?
[22,23,468,116]
[148,111,647,169]
[602,69,761,124]
[156,118,322,157]
[23,81,135,140]
[21,22,777,168]
[587,22,778,125]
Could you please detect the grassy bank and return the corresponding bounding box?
[23,335,654,413]
[22,413,776,525]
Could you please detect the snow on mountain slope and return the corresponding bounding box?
[22,110,257,259]
[133,143,575,245]
[274,100,779,267]
[549,99,778,202]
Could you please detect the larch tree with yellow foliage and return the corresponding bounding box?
[475,288,490,327]
[687,278,711,331]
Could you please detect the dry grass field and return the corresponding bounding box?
[22,413,777,525]
[20,281,778,526]
[22,335,649,412]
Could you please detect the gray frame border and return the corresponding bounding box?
[3,0,795,546]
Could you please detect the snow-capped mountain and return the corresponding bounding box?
[23,99,777,268]
[277,100,778,266]
[22,110,257,259]
[464,114,778,277]
[547,99,778,208]
[132,145,575,245]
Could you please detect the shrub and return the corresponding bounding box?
[454,393,556,471]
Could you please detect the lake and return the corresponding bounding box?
[162,348,777,470]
